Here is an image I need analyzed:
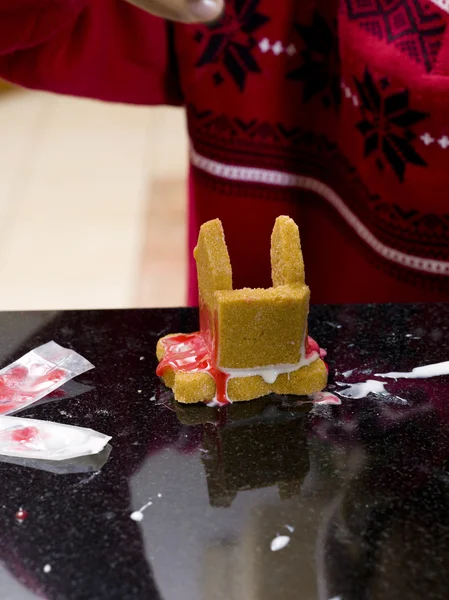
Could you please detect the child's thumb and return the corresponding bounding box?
[126,0,224,23]
[187,0,224,22]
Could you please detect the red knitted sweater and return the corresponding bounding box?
[2,0,449,304]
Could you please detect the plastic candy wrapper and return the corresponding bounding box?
[31,380,94,410]
[0,415,111,461]
[0,444,111,474]
[0,341,94,415]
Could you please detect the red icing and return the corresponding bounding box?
[15,508,28,523]
[305,336,327,360]
[156,333,230,405]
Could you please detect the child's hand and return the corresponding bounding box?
[126,0,224,22]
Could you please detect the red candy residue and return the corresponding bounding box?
[11,426,39,444]
[158,331,326,405]
[15,508,28,523]
[0,365,66,414]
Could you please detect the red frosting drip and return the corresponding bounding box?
[156,333,230,405]
[305,336,327,360]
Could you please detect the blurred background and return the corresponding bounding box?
[0,82,188,311]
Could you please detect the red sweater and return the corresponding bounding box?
[3,0,449,305]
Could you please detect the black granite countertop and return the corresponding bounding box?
[0,304,449,600]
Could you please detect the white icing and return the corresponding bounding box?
[206,398,223,408]
[325,321,342,329]
[342,369,354,378]
[130,498,153,522]
[43,564,51,573]
[130,511,144,522]
[270,535,290,551]
[221,353,319,385]
[336,380,387,399]
[221,327,319,385]
[376,360,449,379]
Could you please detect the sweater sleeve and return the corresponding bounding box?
[0,0,182,105]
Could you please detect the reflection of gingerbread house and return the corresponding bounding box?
[157,216,327,404]
[200,400,310,508]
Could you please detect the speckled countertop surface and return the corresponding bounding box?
[0,304,448,600]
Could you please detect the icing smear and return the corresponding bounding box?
[335,359,449,401]
[336,380,388,399]
[309,391,341,405]
[376,360,449,380]
[157,332,325,406]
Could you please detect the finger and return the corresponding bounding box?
[126,0,224,23]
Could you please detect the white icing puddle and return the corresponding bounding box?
[376,360,449,380]
[270,535,290,552]
[334,359,449,402]
[336,380,387,399]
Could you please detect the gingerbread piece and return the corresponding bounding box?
[156,216,327,404]
[193,219,232,337]
[271,214,305,287]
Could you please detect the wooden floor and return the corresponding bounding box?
[0,90,188,310]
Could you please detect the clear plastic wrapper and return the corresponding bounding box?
[0,443,112,474]
[0,415,111,461]
[0,341,94,415]
[23,380,94,411]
